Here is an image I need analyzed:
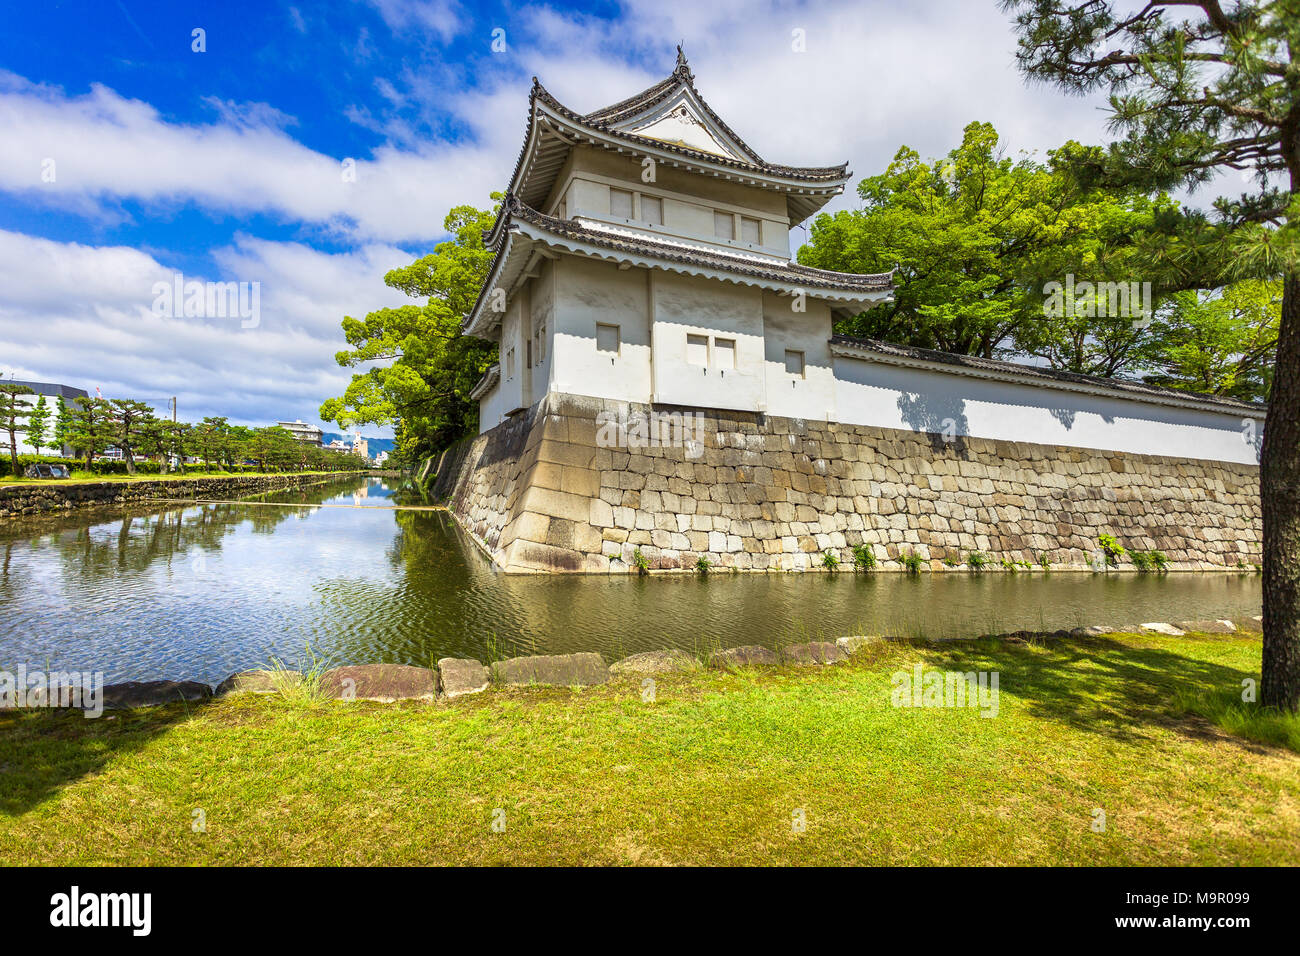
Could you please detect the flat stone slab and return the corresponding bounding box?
[321,664,437,702]
[103,680,213,710]
[708,645,779,669]
[781,641,848,664]
[1140,622,1186,636]
[1175,619,1237,634]
[836,635,884,655]
[215,669,302,695]
[1238,616,1264,633]
[609,649,701,675]
[437,657,490,699]
[490,653,609,688]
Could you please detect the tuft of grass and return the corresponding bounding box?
[900,550,924,574]
[966,551,989,571]
[1173,686,1300,753]
[1038,553,1052,571]
[821,551,840,571]
[268,646,332,705]
[694,554,711,574]
[632,548,650,575]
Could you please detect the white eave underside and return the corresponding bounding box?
[829,340,1267,419]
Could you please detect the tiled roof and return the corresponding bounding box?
[830,335,1267,414]
[576,46,847,181]
[507,198,893,293]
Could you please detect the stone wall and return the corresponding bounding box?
[0,472,346,519]
[443,393,1261,573]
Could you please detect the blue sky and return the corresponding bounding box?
[0,0,1118,435]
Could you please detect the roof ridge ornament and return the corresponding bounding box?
[674,44,693,81]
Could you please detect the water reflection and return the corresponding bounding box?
[0,476,1263,684]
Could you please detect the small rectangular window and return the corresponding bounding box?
[714,337,736,369]
[740,217,761,244]
[596,322,620,354]
[610,188,633,219]
[686,333,709,366]
[642,195,663,226]
[713,211,734,240]
[506,348,515,379]
[785,349,805,377]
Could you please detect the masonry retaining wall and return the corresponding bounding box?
[0,472,349,519]
[441,393,1261,573]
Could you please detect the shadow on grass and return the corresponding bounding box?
[921,633,1261,748]
[0,699,213,816]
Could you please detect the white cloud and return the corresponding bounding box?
[0,71,499,243]
[0,230,414,432]
[366,0,464,43]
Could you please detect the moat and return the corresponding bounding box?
[0,476,1262,684]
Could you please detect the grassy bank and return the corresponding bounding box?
[0,469,370,488]
[1,630,1296,865]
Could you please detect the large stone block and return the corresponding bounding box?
[491,652,609,687]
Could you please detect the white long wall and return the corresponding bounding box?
[476,258,1263,466]
[834,355,1263,465]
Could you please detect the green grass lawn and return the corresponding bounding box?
[1,630,1296,865]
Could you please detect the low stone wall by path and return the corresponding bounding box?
[440,393,1261,573]
[57,614,1259,711]
[0,472,350,519]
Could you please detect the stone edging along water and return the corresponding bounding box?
[73,615,1263,710]
[0,472,357,519]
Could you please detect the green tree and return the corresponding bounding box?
[799,122,1168,365]
[67,397,113,469]
[0,384,34,477]
[53,395,73,455]
[25,395,49,455]
[107,399,155,475]
[1002,0,1300,708]
[321,199,498,459]
[192,416,231,471]
[1144,279,1280,401]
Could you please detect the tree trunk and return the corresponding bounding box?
[1261,272,1300,711]
[8,429,17,479]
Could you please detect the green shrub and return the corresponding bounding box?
[1097,533,1127,568]
[966,552,989,571]
[901,551,924,574]
[1038,553,1052,571]
[852,543,876,571]
[1131,550,1152,572]
[821,551,839,571]
[632,548,650,575]
[694,555,711,574]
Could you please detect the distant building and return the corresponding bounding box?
[374,450,389,466]
[277,420,323,446]
[327,439,350,451]
[6,381,88,456]
[352,432,369,461]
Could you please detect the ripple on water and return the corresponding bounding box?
[0,476,1263,683]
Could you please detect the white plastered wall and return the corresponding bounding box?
[833,355,1263,465]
